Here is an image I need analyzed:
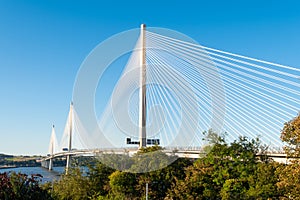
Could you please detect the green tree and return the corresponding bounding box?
[97,153,133,171]
[52,167,91,200]
[166,135,277,200]
[246,162,281,199]
[130,145,174,173]
[128,145,192,199]
[165,161,216,199]
[220,178,248,199]
[136,157,192,199]
[109,171,138,199]
[87,161,115,197]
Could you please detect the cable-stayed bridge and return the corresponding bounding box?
[41,24,300,171]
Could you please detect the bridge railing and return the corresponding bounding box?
[42,145,287,161]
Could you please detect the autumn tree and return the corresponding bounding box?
[166,136,279,199]
[0,172,52,200]
[281,113,300,156]
[276,161,300,199]
[277,113,300,199]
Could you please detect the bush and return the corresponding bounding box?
[0,172,52,200]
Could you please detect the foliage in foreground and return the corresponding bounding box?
[0,172,52,200]
[166,137,281,199]
[4,114,300,199]
[48,135,286,200]
[276,113,300,199]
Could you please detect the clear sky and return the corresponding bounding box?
[0,0,300,155]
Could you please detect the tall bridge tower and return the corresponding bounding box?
[65,101,73,174]
[139,24,147,149]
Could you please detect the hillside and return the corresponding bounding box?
[0,153,41,168]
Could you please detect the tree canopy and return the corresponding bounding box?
[3,112,300,199]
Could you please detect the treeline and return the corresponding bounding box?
[0,155,68,168]
[0,155,40,168]
[45,136,290,200]
[1,113,300,199]
[0,137,299,199]
[0,159,38,168]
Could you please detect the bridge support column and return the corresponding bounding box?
[49,158,53,171]
[66,155,71,175]
[139,24,147,149]
[41,160,49,169]
[48,125,56,171]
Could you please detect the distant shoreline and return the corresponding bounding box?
[0,165,18,169]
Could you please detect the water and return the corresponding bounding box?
[0,166,65,183]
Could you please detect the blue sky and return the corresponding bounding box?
[0,0,300,155]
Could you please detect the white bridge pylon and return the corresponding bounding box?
[47,24,300,164]
[47,102,90,155]
[59,102,89,152]
[99,25,300,149]
[46,102,92,172]
[48,125,59,156]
